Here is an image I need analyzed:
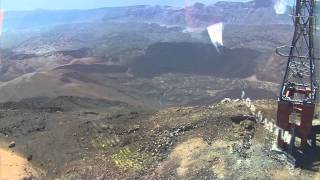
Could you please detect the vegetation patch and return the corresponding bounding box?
[111,147,150,171]
[91,136,120,151]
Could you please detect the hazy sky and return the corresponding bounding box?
[2,0,251,11]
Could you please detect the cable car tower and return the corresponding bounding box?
[276,0,319,157]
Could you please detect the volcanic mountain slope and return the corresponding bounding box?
[2,0,290,32]
[1,21,192,73]
[0,61,279,107]
[0,20,293,83]
[256,53,288,83]
[1,0,293,50]
[0,97,318,179]
[6,22,290,60]
[223,24,293,52]
[2,17,288,105]
[130,42,261,78]
[0,1,295,87]
[0,40,280,107]
[0,66,160,106]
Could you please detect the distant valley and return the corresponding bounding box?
[0,0,294,106]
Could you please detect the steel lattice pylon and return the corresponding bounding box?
[276,0,318,154]
[278,0,317,103]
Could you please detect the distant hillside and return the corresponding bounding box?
[0,21,293,83]
[131,42,261,78]
[3,0,291,32]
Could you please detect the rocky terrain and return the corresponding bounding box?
[0,97,319,179]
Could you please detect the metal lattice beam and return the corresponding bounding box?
[279,0,317,104]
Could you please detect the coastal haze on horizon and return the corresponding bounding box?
[2,0,250,11]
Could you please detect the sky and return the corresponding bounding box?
[1,0,250,11]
